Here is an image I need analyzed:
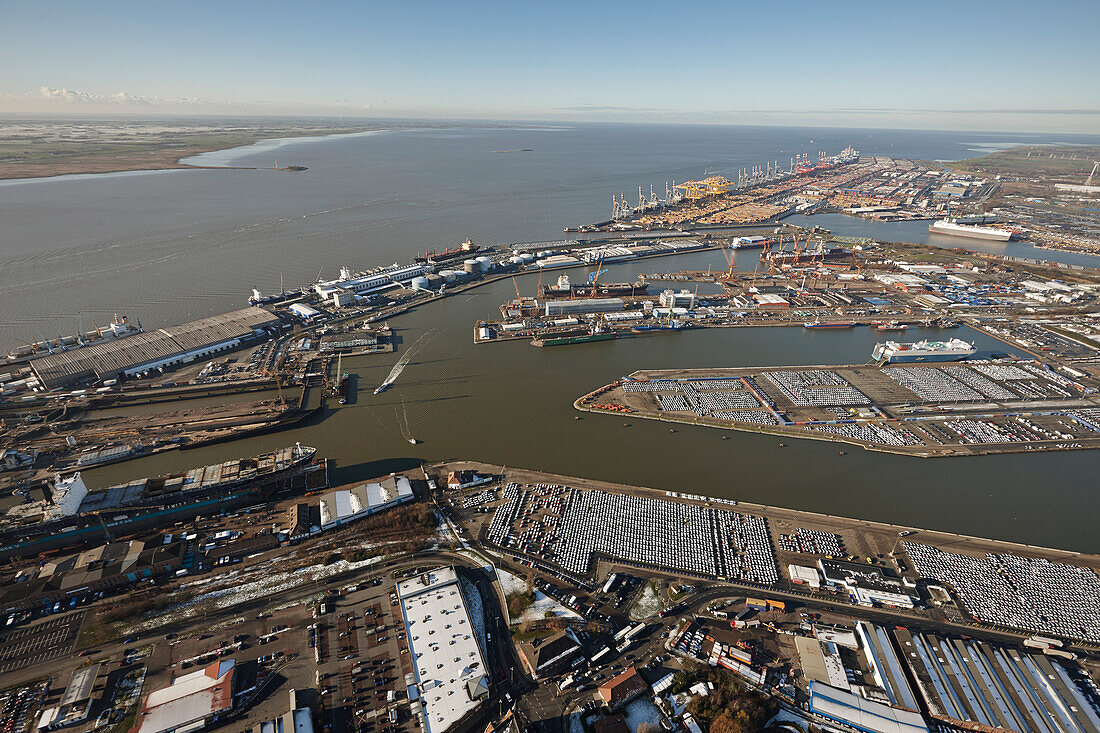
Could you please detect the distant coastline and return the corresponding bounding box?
[0,126,385,182]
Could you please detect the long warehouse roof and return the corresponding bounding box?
[31,307,280,386]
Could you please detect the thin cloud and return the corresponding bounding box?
[36,86,213,106]
[559,104,670,113]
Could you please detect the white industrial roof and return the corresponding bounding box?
[138,660,235,733]
[398,567,486,733]
[810,682,929,733]
[319,476,414,528]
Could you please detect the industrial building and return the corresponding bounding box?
[658,289,697,309]
[809,682,929,733]
[892,628,1100,733]
[856,622,921,712]
[317,475,414,531]
[542,298,625,316]
[819,560,917,609]
[36,664,101,730]
[795,636,850,691]
[314,264,432,299]
[397,567,488,733]
[252,708,315,733]
[30,307,281,388]
[137,659,237,733]
[0,538,187,613]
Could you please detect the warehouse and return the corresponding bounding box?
[892,628,1100,733]
[137,659,237,733]
[36,663,101,729]
[317,475,414,531]
[30,307,282,388]
[856,622,920,712]
[397,567,488,733]
[542,298,624,316]
[809,682,929,733]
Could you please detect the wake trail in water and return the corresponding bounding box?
[377,328,439,391]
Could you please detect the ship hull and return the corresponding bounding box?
[879,352,974,363]
[532,333,617,347]
[928,223,1012,241]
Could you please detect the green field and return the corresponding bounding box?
[946,145,1100,181]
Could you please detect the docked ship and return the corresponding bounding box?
[928,219,1012,241]
[531,325,617,347]
[767,244,846,265]
[804,321,857,329]
[875,321,908,332]
[0,445,323,561]
[414,238,480,264]
[872,339,976,363]
[538,274,649,299]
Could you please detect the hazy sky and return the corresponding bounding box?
[2,0,1098,132]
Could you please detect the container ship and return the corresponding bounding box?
[538,274,649,299]
[872,339,976,363]
[928,219,1012,242]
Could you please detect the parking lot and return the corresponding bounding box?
[0,612,84,674]
[314,575,417,733]
[0,681,47,733]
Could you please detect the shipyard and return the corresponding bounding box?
[1,139,1098,733]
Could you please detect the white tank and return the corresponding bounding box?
[410,276,431,290]
[518,253,536,262]
[509,256,523,264]
[537,250,553,258]
[439,270,459,282]
[475,256,493,271]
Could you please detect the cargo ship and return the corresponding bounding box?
[538,274,649,298]
[804,321,857,329]
[928,219,1012,242]
[0,445,323,560]
[767,244,846,265]
[875,322,908,332]
[531,325,617,347]
[872,339,976,363]
[338,372,350,404]
[414,238,480,264]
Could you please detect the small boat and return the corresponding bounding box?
[408,438,419,445]
[374,382,392,395]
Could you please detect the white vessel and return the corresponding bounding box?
[873,338,976,363]
[929,219,1012,241]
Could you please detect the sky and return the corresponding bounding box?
[2,0,1098,133]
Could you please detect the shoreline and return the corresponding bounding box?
[0,126,387,183]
